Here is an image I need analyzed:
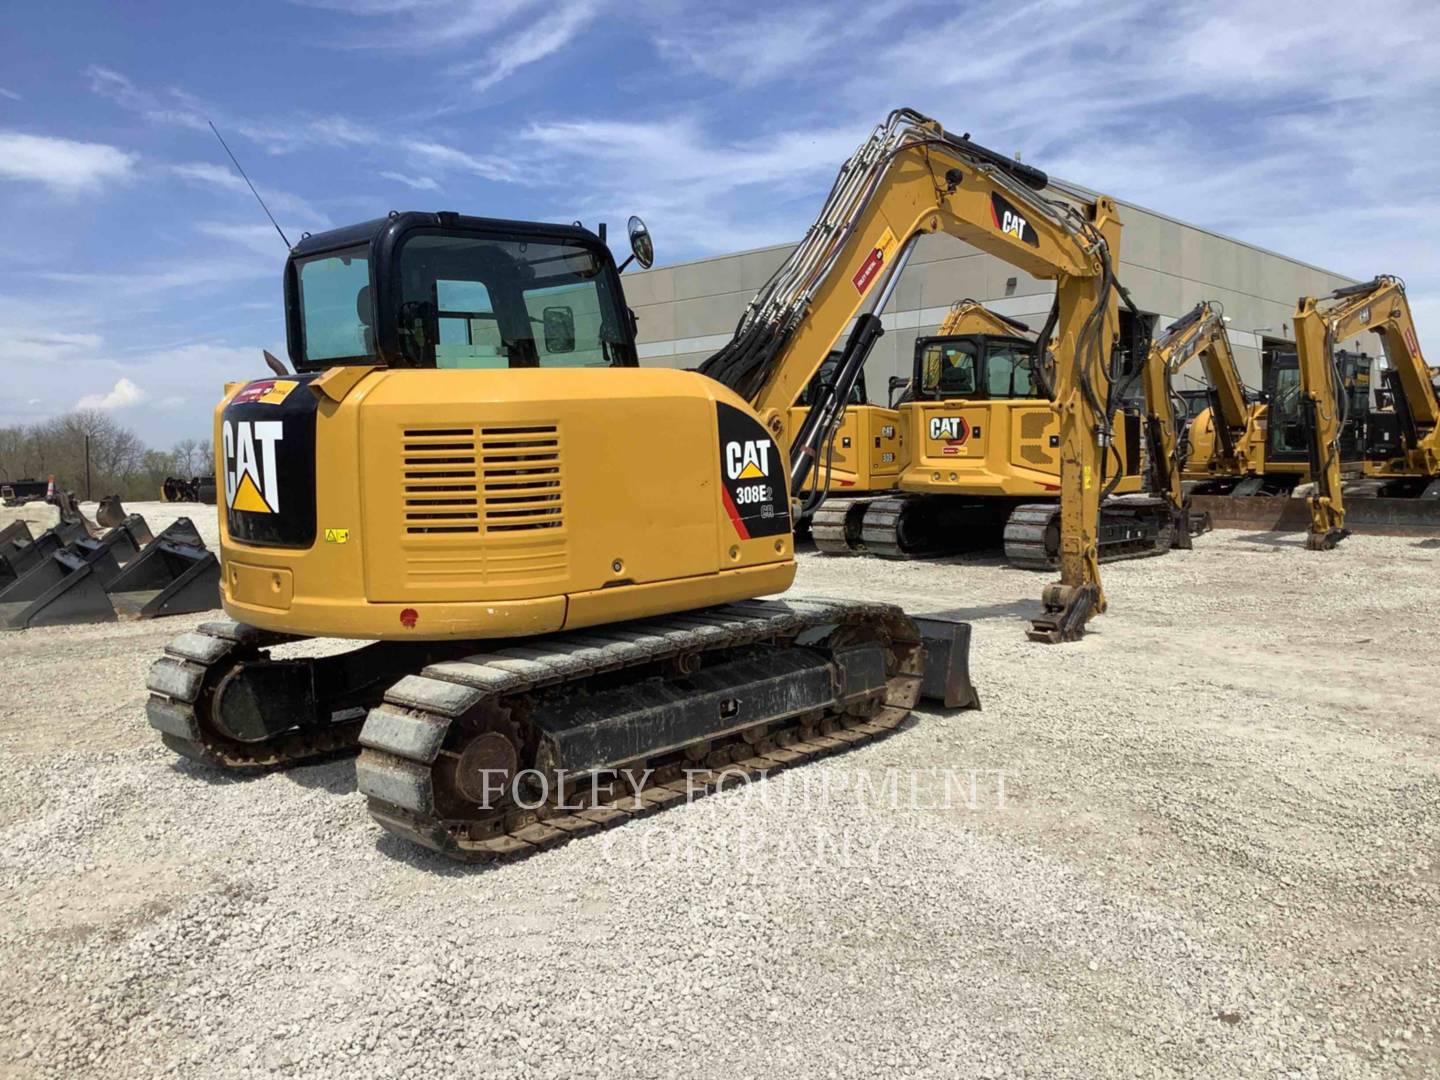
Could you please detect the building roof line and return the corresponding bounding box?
[632,179,1357,284]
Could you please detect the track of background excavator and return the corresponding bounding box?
[1003,499,1176,570]
[355,597,924,863]
[146,619,362,769]
[810,498,873,555]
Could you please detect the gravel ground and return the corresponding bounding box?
[1,505,1436,1079]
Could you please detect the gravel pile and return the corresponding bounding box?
[1,514,1437,1078]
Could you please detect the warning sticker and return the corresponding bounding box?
[232,379,298,406]
[324,528,350,544]
[852,226,899,295]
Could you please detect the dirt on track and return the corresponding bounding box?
[0,512,1437,1079]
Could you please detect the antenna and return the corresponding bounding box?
[208,120,291,249]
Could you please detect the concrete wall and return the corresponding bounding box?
[624,195,1368,402]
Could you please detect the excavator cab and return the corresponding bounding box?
[284,212,641,372]
[1264,349,1371,469]
[912,333,1040,401]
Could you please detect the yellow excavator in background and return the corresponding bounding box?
[802,299,1038,554]
[1297,275,1435,548]
[788,349,906,522]
[146,109,1141,861]
[811,292,1196,567]
[1184,277,1436,544]
[1167,301,1266,487]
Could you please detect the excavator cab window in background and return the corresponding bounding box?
[1265,350,1371,464]
[914,334,1038,400]
[798,351,869,407]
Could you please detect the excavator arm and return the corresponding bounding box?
[938,299,1036,338]
[1143,299,1260,534]
[1159,301,1252,475]
[1296,275,1432,548]
[701,109,1128,642]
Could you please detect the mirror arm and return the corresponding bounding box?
[617,253,636,274]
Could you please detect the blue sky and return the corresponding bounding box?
[1,0,1436,444]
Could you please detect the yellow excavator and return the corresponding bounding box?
[788,348,906,525]
[147,109,1138,861]
[1296,275,1436,548]
[1182,279,1433,544]
[810,294,1195,566]
[803,299,1037,554]
[1168,301,1265,487]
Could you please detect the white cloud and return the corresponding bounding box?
[194,221,301,257]
[404,140,518,182]
[580,0,1440,353]
[456,0,599,91]
[86,66,210,132]
[88,66,380,156]
[647,0,911,88]
[39,257,274,295]
[380,171,441,192]
[298,0,543,51]
[168,162,329,224]
[0,88,22,102]
[516,114,871,254]
[0,131,136,193]
[76,377,146,411]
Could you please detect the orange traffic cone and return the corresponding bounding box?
[45,475,56,500]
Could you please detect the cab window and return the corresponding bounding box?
[295,246,372,363]
[396,231,631,369]
[920,340,979,398]
[986,344,1034,398]
[435,279,503,368]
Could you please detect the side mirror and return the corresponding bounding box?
[617,215,654,273]
[628,215,654,269]
[543,306,576,353]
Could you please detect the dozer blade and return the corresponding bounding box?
[95,494,128,529]
[1192,494,1440,539]
[914,616,981,710]
[0,544,122,629]
[108,531,220,620]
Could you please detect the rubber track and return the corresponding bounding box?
[859,496,927,560]
[811,498,871,555]
[357,597,924,863]
[144,619,362,769]
[1002,500,1177,571]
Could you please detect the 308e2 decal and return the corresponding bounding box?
[716,403,790,540]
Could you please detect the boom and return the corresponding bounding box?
[1296,275,1430,548]
[701,109,1133,641]
[1139,302,1246,548]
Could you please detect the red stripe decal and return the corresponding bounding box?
[721,486,751,540]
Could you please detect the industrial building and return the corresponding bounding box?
[624,193,1368,401]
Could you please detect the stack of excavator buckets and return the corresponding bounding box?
[0,512,221,630]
